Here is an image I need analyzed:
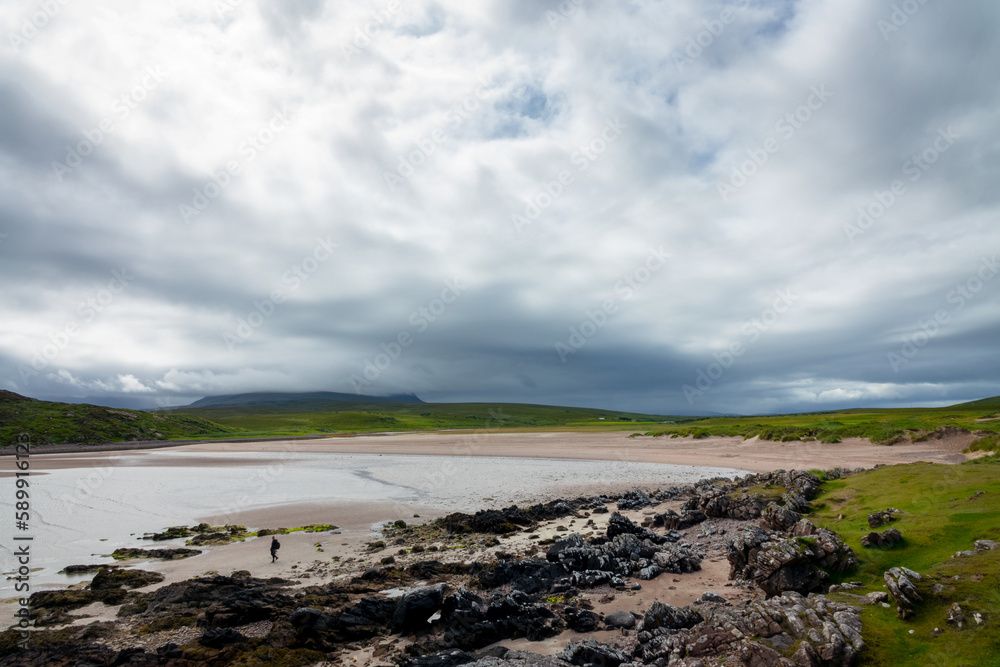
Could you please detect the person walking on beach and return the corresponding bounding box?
[270,536,280,563]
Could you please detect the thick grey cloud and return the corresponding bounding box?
[0,0,998,415]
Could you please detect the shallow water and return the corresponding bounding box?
[0,450,747,591]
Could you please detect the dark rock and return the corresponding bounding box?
[394,583,448,633]
[606,512,667,544]
[616,489,657,510]
[867,509,901,529]
[652,508,706,530]
[638,601,702,632]
[401,650,478,667]
[111,547,201,560]
[699,591,727,604]
[603,610,636,629]
[477,558,567,594]
[58,564,105,575]
[563,607,601,633]
[198,627,245,648]
[90,567,164,590]
[860,528,902,549]
[562,638,629,667]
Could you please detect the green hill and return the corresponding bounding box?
[168,399,683,437]
[950,394,1000,409]
[0,391,237,446]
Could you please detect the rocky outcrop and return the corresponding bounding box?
[727,522,857,597]
[111,547,202,560]
[547,532,700,582]
[760,503,802,532]
[883,567,923,619]
[616,489,657,511]
[562,638,630,667]
[860,528,902,549]
[651,508,706,530]
[633,593,863,667]
[867,508,902,529]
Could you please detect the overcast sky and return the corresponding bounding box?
[1,0,998,415]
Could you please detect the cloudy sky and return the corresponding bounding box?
[1,0,998,415]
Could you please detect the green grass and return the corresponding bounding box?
[0,391,237,446]
[809,457,1000,666]
[638,407,999,445]
[165,401,684,437]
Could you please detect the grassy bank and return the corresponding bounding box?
[0,391,237,446]
[637,407,1000,445]
[809,457,1000,665]
[164,401,681,438]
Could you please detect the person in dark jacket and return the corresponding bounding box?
[270,536,280,562]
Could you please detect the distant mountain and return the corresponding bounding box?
[184,391,424,410]
[950,395,1000,409]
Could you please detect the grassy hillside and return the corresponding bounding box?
[951,394,1000,409]
[637,406,1000,445]
[0,391,238,446]
[169,401,684,437]
[810,457,1000,666]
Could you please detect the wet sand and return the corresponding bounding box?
[17,428,975,473]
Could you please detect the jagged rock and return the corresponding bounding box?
[651,545,701,574]
[637,601,702,632]
[860,528,902,549]
[867,509,901,529]
[633,593,862,667]
[884,567,922,619]
[604,610,636,629]
[394,583,448,633]
[760,503,802,532]
[729,523,857,597]
[562,638,629,667]
[652,508,706,529]
[975,539,999,552]
[606,512,668,544]
[477,558,567,594]
[616,489,657,510]
[563,607,601,632]
[860,591,889,605]
[699,591,727,604]
[568,570,627,589]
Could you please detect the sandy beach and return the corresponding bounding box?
[18,427,975,472]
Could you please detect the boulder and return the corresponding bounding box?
[90,567,164,590]
[561,638,629,667]
[637,601,702,632]
[563,607,601,633]
[860,528,902,549]
[393,583,448,633]
[606,512,667,544]
[604,610,636,629]
[884,567,922,619]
